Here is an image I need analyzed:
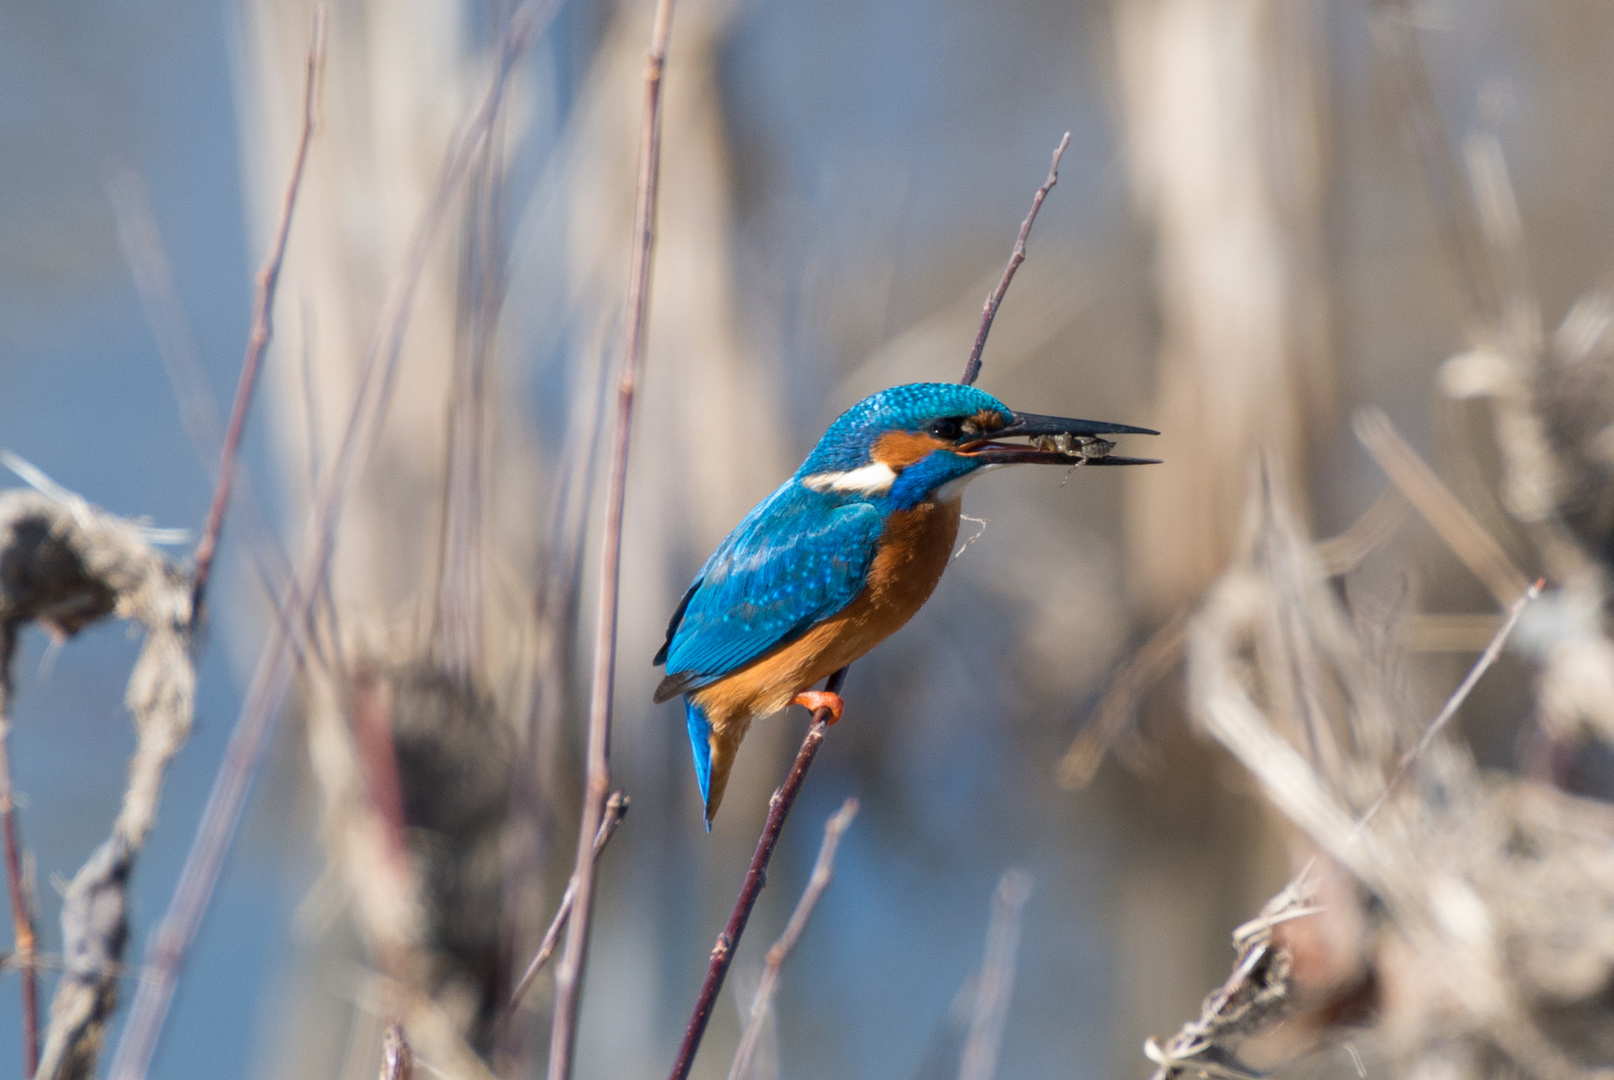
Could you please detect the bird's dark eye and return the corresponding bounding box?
[929,417,963,441]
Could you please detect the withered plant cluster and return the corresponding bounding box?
[1122,12,1614,1080]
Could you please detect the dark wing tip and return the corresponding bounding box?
[653,671,696,704]
[655,578,703,669]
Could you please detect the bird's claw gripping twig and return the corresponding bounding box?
[793,690,844,725]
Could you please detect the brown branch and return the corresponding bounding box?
[504,790,629,1012]
[544,2,675,1078]
[106,163,318,669]
[959,132,1071,387]
[188,7,325,626]
[728,797,859,1080]
[668,669,847,1080]
[0,626,38,1077]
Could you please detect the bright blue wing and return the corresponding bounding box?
[654,484,882,698]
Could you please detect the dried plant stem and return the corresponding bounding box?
[505,791,628,1011]
[669,670,846,1080]
[728,798,859,1080]
[0,629,38,1077]
[1356,578,1543,828]
[959,133,1070,387]
[545,2,675,1077]
[189,7,325,623]
[1354,408,1530,604]
[957,870,1032,1080]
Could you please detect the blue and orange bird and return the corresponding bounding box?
[654,382,1158,825]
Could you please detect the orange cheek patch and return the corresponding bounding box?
[971,409,1006,432]
[873,431,948,467]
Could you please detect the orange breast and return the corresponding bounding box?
[693,497,962,727]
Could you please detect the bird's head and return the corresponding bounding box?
[795,383,1158,509]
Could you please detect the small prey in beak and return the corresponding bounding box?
[961,410,1161,467]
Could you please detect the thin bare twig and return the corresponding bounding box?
[1356,578,1544,829]
[957,870,1032,1080]
[1354,408,1531,605]
[189,7,325,625]
[728,798,859,1080]
[0,627,38,1076]
[545,3,675,1077]
[669,669,847,1080]
[505,791,628,1011]
[960,133,1070,387]
[106,163,321,670]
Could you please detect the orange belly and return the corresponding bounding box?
[689,497,961,817]
[692,494,958,753]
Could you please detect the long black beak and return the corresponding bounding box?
[962,410,1161,467]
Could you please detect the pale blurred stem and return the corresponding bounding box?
[668,669,846,1080]
[189,7,325,626]
[504,791,628,1012]
[959,132,1070,387]
[0,625,38,1078]
[727,798,859,1080]
[1369,0,1499,323]
[544,1,675,1077]
[958,870,1033,1080]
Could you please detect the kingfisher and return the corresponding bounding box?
[654,382,1157,825]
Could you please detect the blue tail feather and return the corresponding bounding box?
[684,697,714,832]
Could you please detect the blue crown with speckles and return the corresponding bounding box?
[796,383,1009,475]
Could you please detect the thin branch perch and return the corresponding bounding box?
[189,7,325,625]
[546,2,675,1077]
[668,670,846,1080]
[960,133,1071,387]
[727,797,859,1080]
[505,791,629,1012]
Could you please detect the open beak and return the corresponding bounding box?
[961,411,1161,467]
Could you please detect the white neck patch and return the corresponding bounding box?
[933,463,1003,503]
[801,461,899,495]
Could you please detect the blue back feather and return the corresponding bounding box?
[660,484,883,690]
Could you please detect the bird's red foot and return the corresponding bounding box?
[793,690,844,725]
